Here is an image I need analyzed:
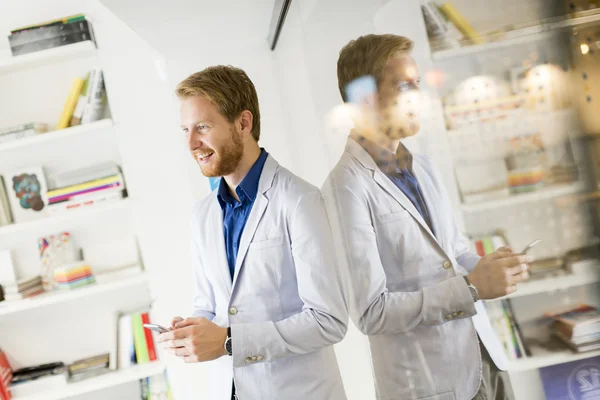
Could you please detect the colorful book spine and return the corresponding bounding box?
[118,314,134,369]
[81,67,106,124]
[132,313,150,364]
[47,174,121,198]
[56,77,85,130]
[482,237,494,255]
[438,3,483,45]
[475,240,485,257]
[70,73,90,126]
[48,181,122,204]
[141,312,157,362]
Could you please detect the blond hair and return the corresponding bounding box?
[337,34,414,102]
[176,65,261,141]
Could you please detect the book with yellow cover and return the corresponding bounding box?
[438,3,483,45]
[57,77,85,130]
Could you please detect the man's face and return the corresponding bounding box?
[377,55,421,140]
[180,96,243,177]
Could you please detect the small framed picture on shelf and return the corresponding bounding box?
[5,167,48,223]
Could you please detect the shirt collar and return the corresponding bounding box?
[355,135,413,174]
[218,149,268,207]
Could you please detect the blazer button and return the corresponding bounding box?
[457,311,464,317]
[251,356,258,362]
[443,260,452,269]
[245,357,252,364]
[257,355,264,361]
[452,311,459,318]
[445,313,453,320]
[229,306,238,315]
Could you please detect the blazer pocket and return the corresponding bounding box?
[375,209,411,224]
[248,236,286,251]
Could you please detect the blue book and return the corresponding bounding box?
[540,356,600,399]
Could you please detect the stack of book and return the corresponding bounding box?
[140,371,173,400]
[53,262,95,291]
[0,123,47,145]
[1,276,44,302]
[0,349,12,400]
[547,304,600,353]
[68,353,109,382]
[8,14,95,56]
[117,310,158,369]
[472,234,506,257]
[47,164,125,214]
[0,177,13,226]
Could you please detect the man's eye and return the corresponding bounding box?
[398,82,410,92]
[197,125,207,131]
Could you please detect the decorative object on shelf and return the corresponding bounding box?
[5,167,48,223]
[38,231,78,291]
[521,64,572,112]
[572,23,600,135]
[540,355,600,399]
[0,122,47,145]
[8,14,95,57]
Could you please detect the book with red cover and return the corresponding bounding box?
[475,240,485,257]
[0,348,13,400]
[545,304,600,326]
[140,312,157,362]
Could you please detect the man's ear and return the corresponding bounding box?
[238,110,254,136]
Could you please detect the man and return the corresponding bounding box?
[321,34,531,400]
[157,66,348,399]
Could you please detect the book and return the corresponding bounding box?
[438,3,483,45]
[11,14,87,34]
[5,167,48,223]
[481,237,494,255]
[46,190,123,215]
[0,348,13,400]
[81,67,107,124]
[474,240,485,257]
[47,173,123,202]
[141,312,158,362]
[0,177,13,226]
[132,313,150,364]
[117,314,134,369]
[47,162,119,189]
[9,19,93,47]
[0,123,47,137]
[540,356,600,399]
[56,77,85,130]
[10,31,94,56]
[547,304,600,339]
[70,73,90,127]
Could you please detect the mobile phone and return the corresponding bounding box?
[521,239,541,255]
[143,323,169,334]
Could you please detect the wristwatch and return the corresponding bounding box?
[463,276,479,303]
[224,327,232,356]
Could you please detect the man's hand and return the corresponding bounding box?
[170,316,183,330]
[467,247,532,299]
[157,317,228,363]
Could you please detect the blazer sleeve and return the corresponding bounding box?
[230,190,349,367]
[190,218,216,321]
[322,180,476,336]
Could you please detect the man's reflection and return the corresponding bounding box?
[322,34,531,400]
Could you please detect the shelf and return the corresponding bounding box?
[432,11,600,61]
[0,119,113,152]
[0,198,131,237]
[13,362,165,400]
[0,41,97,74]
[507,347,600,372]
[0,272,147,317]
[497,260,600,300]
[461,183,584,213]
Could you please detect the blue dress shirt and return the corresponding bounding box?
[217,149,268,279]
[357,136,434,234]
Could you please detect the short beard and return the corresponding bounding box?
[200,127,244,177]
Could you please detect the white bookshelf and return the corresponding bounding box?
[12,362,166,400]
[0,198,131,237]
[0,119,113,152]
[0,41,97,74]
[0,271,147,317]
[460,183,584,213]
[431,11,600,61]
[508,348,600,372]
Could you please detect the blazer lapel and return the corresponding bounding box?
[208,198,233,297]
[231,155,277,290]
[411,160,443,244]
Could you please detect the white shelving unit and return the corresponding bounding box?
[0,41,97,74]
[0,40,158,399]
[508,348,600,372]
[432,11,600,61]
[0,198,131,237]
[0,119,113,152]
[461,183,584,213]
[12,362,166,400]
[0,271,147,317]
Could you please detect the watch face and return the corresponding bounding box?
[226,337,233,355]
